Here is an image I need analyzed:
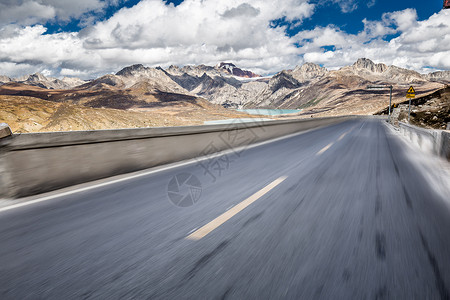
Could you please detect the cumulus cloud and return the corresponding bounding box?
[0,0,123,26]
[295,8,450,70]
[222,3,260,19]
[0,1,449,79]
[331,0,358,13]
[0,0,315,77]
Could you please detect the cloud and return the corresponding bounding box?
[295,9,450,70]
[367,0,376,8]
[331,0,358,13]
[0,1,56,26]
[0,1,449,79]
[0,0,316,77]
[0,0,123,26]
[222,3,260,19]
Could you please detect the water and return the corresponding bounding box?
[237,109,301,116]
[204,118,272,125]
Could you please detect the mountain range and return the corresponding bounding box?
[1,58,449,118]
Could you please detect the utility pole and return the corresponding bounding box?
[406,85,416,123]
[408,98,411,122]
[389,85,392,121]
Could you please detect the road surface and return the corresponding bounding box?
[0,119,449,299]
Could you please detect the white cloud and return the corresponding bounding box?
[0,1,449,79]
[0,0,123,26]
[295,9,450,71]
[331,0,358,13]
[0,0,315,77]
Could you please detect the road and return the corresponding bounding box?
[0,119,449,299]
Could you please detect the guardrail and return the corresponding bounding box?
[397,122,450,161]
[0,116,357,199]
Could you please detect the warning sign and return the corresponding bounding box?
[406,86,415,98]
[407,86,415,93]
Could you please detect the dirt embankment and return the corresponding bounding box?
[375,86,450,129]
[0,94,262,133]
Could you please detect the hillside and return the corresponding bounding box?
[244,58,447,117]
[0,94,260,133]
[376,86,450,129]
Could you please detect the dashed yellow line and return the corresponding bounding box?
[338,132,348,141]
[186,176,288,240]
[316,143,333,156]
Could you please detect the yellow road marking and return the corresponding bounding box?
[186,176,288,240]
[338,131,349,141]
[316,143,333,155]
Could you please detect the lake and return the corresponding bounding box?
[237,109,301,116]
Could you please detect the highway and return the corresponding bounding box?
[0,119,449,299]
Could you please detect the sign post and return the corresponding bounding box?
[406,86,416,122]
[367,85,393,122]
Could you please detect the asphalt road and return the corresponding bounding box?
[0,119,449,299]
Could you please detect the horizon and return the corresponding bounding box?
[1,57,448,80]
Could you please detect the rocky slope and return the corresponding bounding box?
[5,73,86,89]
[375,86,450,129]
[0,92,260,133]
[245,58,448,118]
[216,62,260,78]
[1,59,450,118]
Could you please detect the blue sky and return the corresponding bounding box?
[0,0,449,78]
[43,0,442,35]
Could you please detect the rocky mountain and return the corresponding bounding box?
[216,62,260,78]
[161,62,267,108]
[242,58,449,117]
[0,75,11,84]
[425,70,450,82]
[1,59,449,118]
[1,73,86,89]
[336,58,426,84]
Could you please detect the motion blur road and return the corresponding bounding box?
[1,119,449,299]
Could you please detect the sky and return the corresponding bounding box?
[0,0,449,79]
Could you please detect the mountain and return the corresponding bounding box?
[336,58,426,83]
[425,70,450,82]
[0,75,11,84]
[1,59,449,118]
[242,58,449,118]
[216,62,260,78]
[115,64,190,94]
[162,63,266,108]
[12,73,86,89]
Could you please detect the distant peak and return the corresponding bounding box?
[218,62,237,68]
[116,64,146,76]
[354,58,373,65]
[27,72,48,82]
[353,58,387,73]
[295,62,327,72]
[216,62,260,78]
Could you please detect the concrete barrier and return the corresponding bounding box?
[0,123,12,139]
[398,122,450,161]
[441,131,450,161]
[0,116,355,199]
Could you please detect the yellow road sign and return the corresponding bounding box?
[406,85,415,98]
